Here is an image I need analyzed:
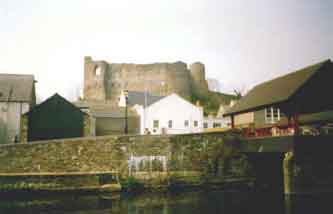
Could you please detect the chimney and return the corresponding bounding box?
[230,100,237,107]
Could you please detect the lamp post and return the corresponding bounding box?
[124,90,129,134]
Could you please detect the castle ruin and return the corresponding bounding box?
[83,56,209,103]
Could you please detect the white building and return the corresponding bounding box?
[203,100,238,131]
[120,91,203,135]
[203,115,225,130]
[0,74,36,143]
[218,100,238,128]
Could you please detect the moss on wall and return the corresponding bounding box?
[0,132,254,191]
[20,115,28,143]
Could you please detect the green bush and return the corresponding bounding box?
[190,91,237,116]
[167,175,184,191]
[121,176,144,193]
[230,155,253,177]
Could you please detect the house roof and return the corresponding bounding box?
[90,107,138,118]
[147,93,202,111]
[127,91,165,107]
[225,59,332,116]
[0,74,35,102]
[73,101,138,118]
[217,104,233,118]
[25,93,87,116]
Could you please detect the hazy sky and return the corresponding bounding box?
[1,0,332,101]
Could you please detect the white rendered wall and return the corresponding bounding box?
[133,105,145,134]
[142,94,203,135]
[203,117,225,129]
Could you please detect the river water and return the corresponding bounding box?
[0,190,332,214]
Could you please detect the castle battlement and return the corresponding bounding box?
[83,57,209,103]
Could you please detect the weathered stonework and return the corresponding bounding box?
[83,115,94,137]
[0,132,251,191]
[0,172,120,192]
[20,115,28,143]
[83,56,209,103]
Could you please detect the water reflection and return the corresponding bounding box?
[0,190,333,214]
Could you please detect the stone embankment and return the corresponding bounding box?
[0,132,253,193]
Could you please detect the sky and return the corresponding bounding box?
[0,0,332,101]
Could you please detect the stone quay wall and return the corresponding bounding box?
[0,132,251,192]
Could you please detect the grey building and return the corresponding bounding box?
[74,101,140,136]
[0,74,36,144]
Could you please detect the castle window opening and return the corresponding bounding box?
[95,66,102,77]
[184,120,189,127]
[194,120,198,127]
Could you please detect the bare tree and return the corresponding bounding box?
[233,84,247,99]
[233,89,242,99]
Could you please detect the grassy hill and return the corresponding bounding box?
[190,91,238,116]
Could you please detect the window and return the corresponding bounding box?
[194,120,198,127]
[203,122,208,128]
[153,120,159,129]
[213,123,221,128]
[273,108,279,118]
[95,66,102,76]
[265,107,281,124]
[168,120,173,128]
[184,120,189,127]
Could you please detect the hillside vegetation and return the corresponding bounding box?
[190,91,238,116]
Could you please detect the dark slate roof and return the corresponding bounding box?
[225,59,332,116]
[127,91,164,107]
[91,108,138,118]
[0,74,35,102]
[25,93,87,116]
[73,101,138,118]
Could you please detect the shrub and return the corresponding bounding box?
[121,176,144,193]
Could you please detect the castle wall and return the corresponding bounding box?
[190,62,209,95]
[84,57,194,103]
[83,56,108,101]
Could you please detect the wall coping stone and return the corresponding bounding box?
[0,171,118,177]
[0,131,234,148]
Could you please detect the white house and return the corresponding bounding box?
[0,74,36,143]
[203,115,225,130]
[203,100,238,131]
[120,91,203,135]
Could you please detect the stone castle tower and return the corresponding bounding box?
[83,56,209,103]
